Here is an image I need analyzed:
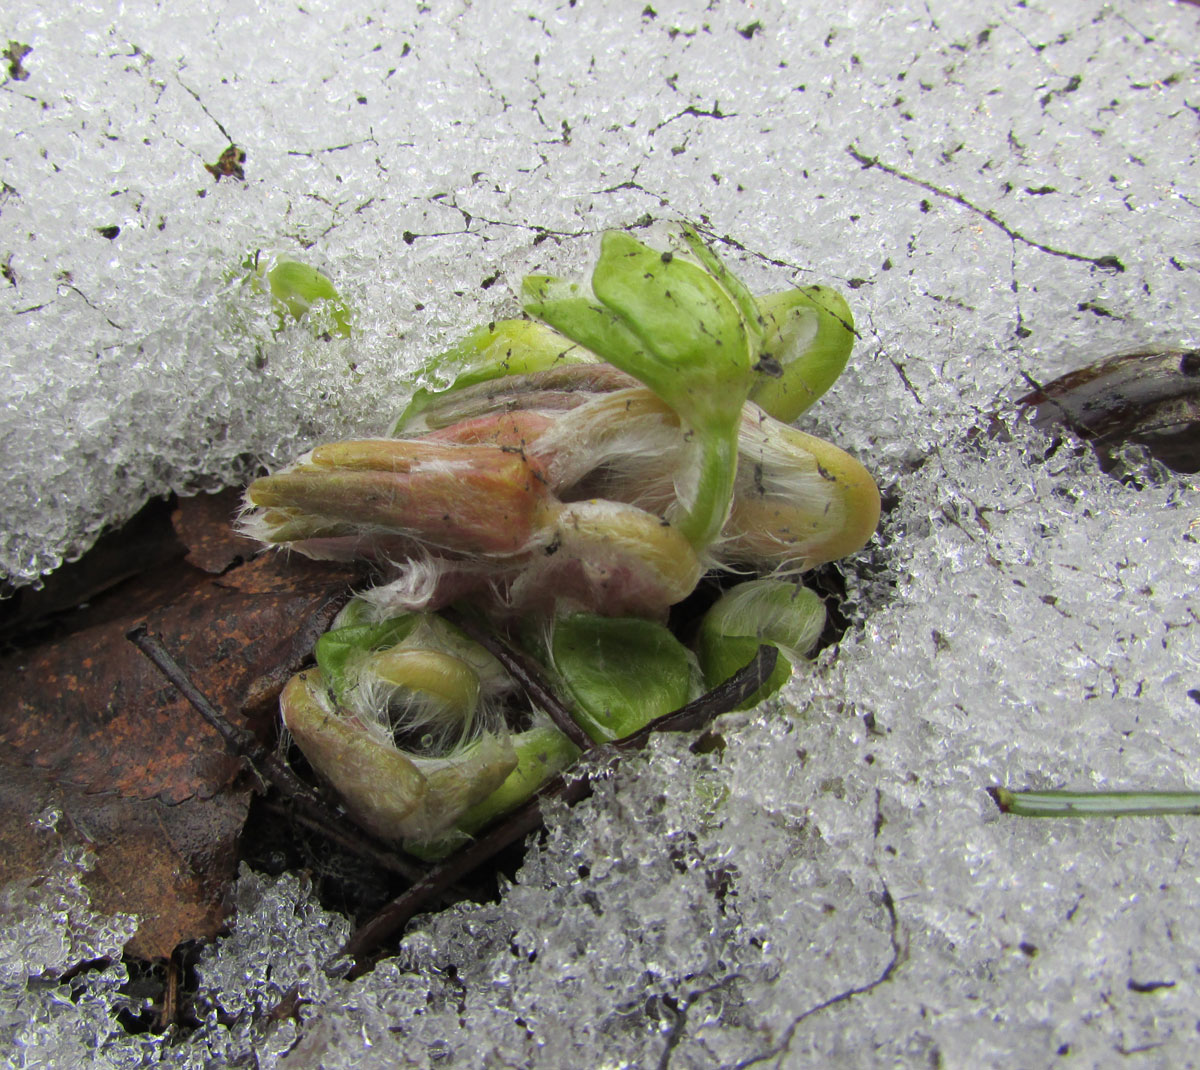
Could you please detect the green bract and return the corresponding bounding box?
[550,614,695,742]
[697,579,826,708]
[393,319,591,433]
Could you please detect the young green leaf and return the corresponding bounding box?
[550,613,695,741]
[453,724,581,837]
[697,580,825,708]
[750,285,855,422]
[523,231,758,548]
[394,319,591,433]
[246,253,352,337]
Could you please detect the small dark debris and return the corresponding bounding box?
[736,20,763,39]
[264,984,305,1025]
[1025,185,1057,195]
[642,5,657,18]
[754,354,783,378]
[204,145,246,182]
[402,231,417,245]
[1040,73,1083,107]
[96,225,120,240]
[1077,301,1116,319]
[4,41,32,82]
[1127,978,1175,994]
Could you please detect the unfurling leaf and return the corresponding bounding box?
[697,579,826,708]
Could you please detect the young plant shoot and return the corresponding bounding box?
[242,227,881,854]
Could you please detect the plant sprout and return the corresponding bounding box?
[242,251,352,338]
[242,227,882,855]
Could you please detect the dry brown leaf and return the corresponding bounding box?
[0,490,361,958]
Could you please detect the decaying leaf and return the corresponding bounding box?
[1019,348,1200,473]
[0,490,359,959]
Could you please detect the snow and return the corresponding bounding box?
[3,0,1200,1066]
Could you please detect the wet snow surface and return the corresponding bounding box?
[3,0,1200,1066]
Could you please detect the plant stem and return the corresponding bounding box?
[677,428,738,549]
[990,787,1200,818]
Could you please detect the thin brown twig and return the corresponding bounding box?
[259,798,429,882]
[439,605,593,751]
[126,623,426,882]
[335,644,778,974]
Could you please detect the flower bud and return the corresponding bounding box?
[279,607,520,845]
[243,438,552,558]
[725,405,880,571]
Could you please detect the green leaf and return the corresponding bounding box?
[394,318,591,432]
[589,231,754,436]
[250,255,352,338]
[749,285,854,422]
[454,724,581,837]
[680,226,762,335]
[523,231,761,548]
[314,614,420,706]
[520,275,651,379]
[697,580,825,708]
[552,614,695,742]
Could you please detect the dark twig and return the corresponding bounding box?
[846,145,1125,272]
[336,645,778,974]
[258,798,429,881]
[439,606,593,752]
[127,624,271,771]
[126,623,425,882]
